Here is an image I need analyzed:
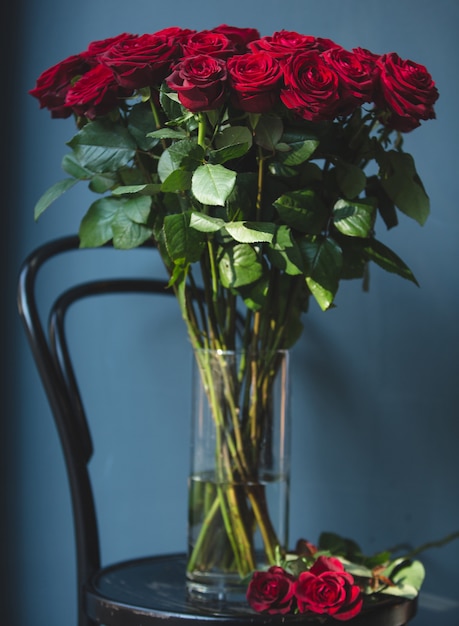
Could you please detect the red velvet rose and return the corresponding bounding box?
[323,47,376,114]
[166,54,227,112]
[280,51,340,121]
[227,51,282,113]
[64,64,130,119]
[81,33,135,65]
[100,33,181,90]
[250,30,339,62]
[29,54,91,118]
[211,24,260,52]
[153,26,197,44]
[246,566,296,614]
[375,52,439,132]
[181,30,237,59]
[295,556,363,621]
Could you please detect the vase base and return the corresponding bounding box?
[186,573,249,606]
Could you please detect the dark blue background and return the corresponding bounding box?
[2,1,458,624]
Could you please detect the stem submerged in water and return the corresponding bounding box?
[187,347,289,582]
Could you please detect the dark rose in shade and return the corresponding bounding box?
[29,54,91,118]
[247,566,296,614]
[375,52,439,132]
[64,64,131,119]
[81,33,136,65]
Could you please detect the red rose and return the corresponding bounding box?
[100,33,181,90]
[227,51,282,113]
[280,51,340,121]
[165,54,227,112]
[295,556,363,621]
[153,26,197,44]
[352,46,381,65]
[375,52,439,132]
[29,54,91,118]
[249,31,339,62]
[181,30,237,59]
[247,566,295,614]
[64,64,130,119]
[211,24,260,52]
[81,33,136,65]
[323,47,376,114]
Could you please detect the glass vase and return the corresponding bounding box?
[186,348,291,603]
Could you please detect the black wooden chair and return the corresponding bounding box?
[17,235,418,626]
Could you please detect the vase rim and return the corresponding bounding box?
[193,348,290,356]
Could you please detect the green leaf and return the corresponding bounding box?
[215,126,253,151]
[378,150,430,225]
[269,162,298,178]
[333,198,376,238]
[127,102,162,151]
[318,532,362,559]
[112,183,162,196]
[157,149,176,183]
[254,115,283,150]
[163,212,204,263]
[67,120,137,172]
[111,213,153,249]
[364,239,419,285]
[225,221,275,244]
[219,243,263,288]
[277,136,319,166]
[190,212,225,233]
[160,169,192,193]
[78,195,152,248]
[236,275,269,311]
[267,226,304,275]
[88,173,118,193]
[147,128,188,140]
[62,153,93,179]
[379,559,425,599]
[191,164,236,206]
[389,559,425,592]
[339,559,373,579]
[79,197,121,247]
[159,85,184,121]
[157,140,204,182]
[366,175,398,230]
[300,236,343,310]
[208,142,250,165]
[168,139,204,169]
[120,195,152,225]
[335,160,367,198]
[273,190,328,234]
[34,178,79,220]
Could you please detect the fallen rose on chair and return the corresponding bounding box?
[294,556,363,621]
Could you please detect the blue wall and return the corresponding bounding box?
[3,1,459,624]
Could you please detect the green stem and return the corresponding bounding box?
[403,530,459,560]
[197,112,207,150]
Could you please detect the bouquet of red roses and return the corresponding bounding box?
[30,25,438,605]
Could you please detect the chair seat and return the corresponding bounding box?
[85,553,417,626]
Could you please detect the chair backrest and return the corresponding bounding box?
[17,234,175,626]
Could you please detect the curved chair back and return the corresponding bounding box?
[17,235,172,626]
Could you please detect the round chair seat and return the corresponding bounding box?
[85,553,417,626]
